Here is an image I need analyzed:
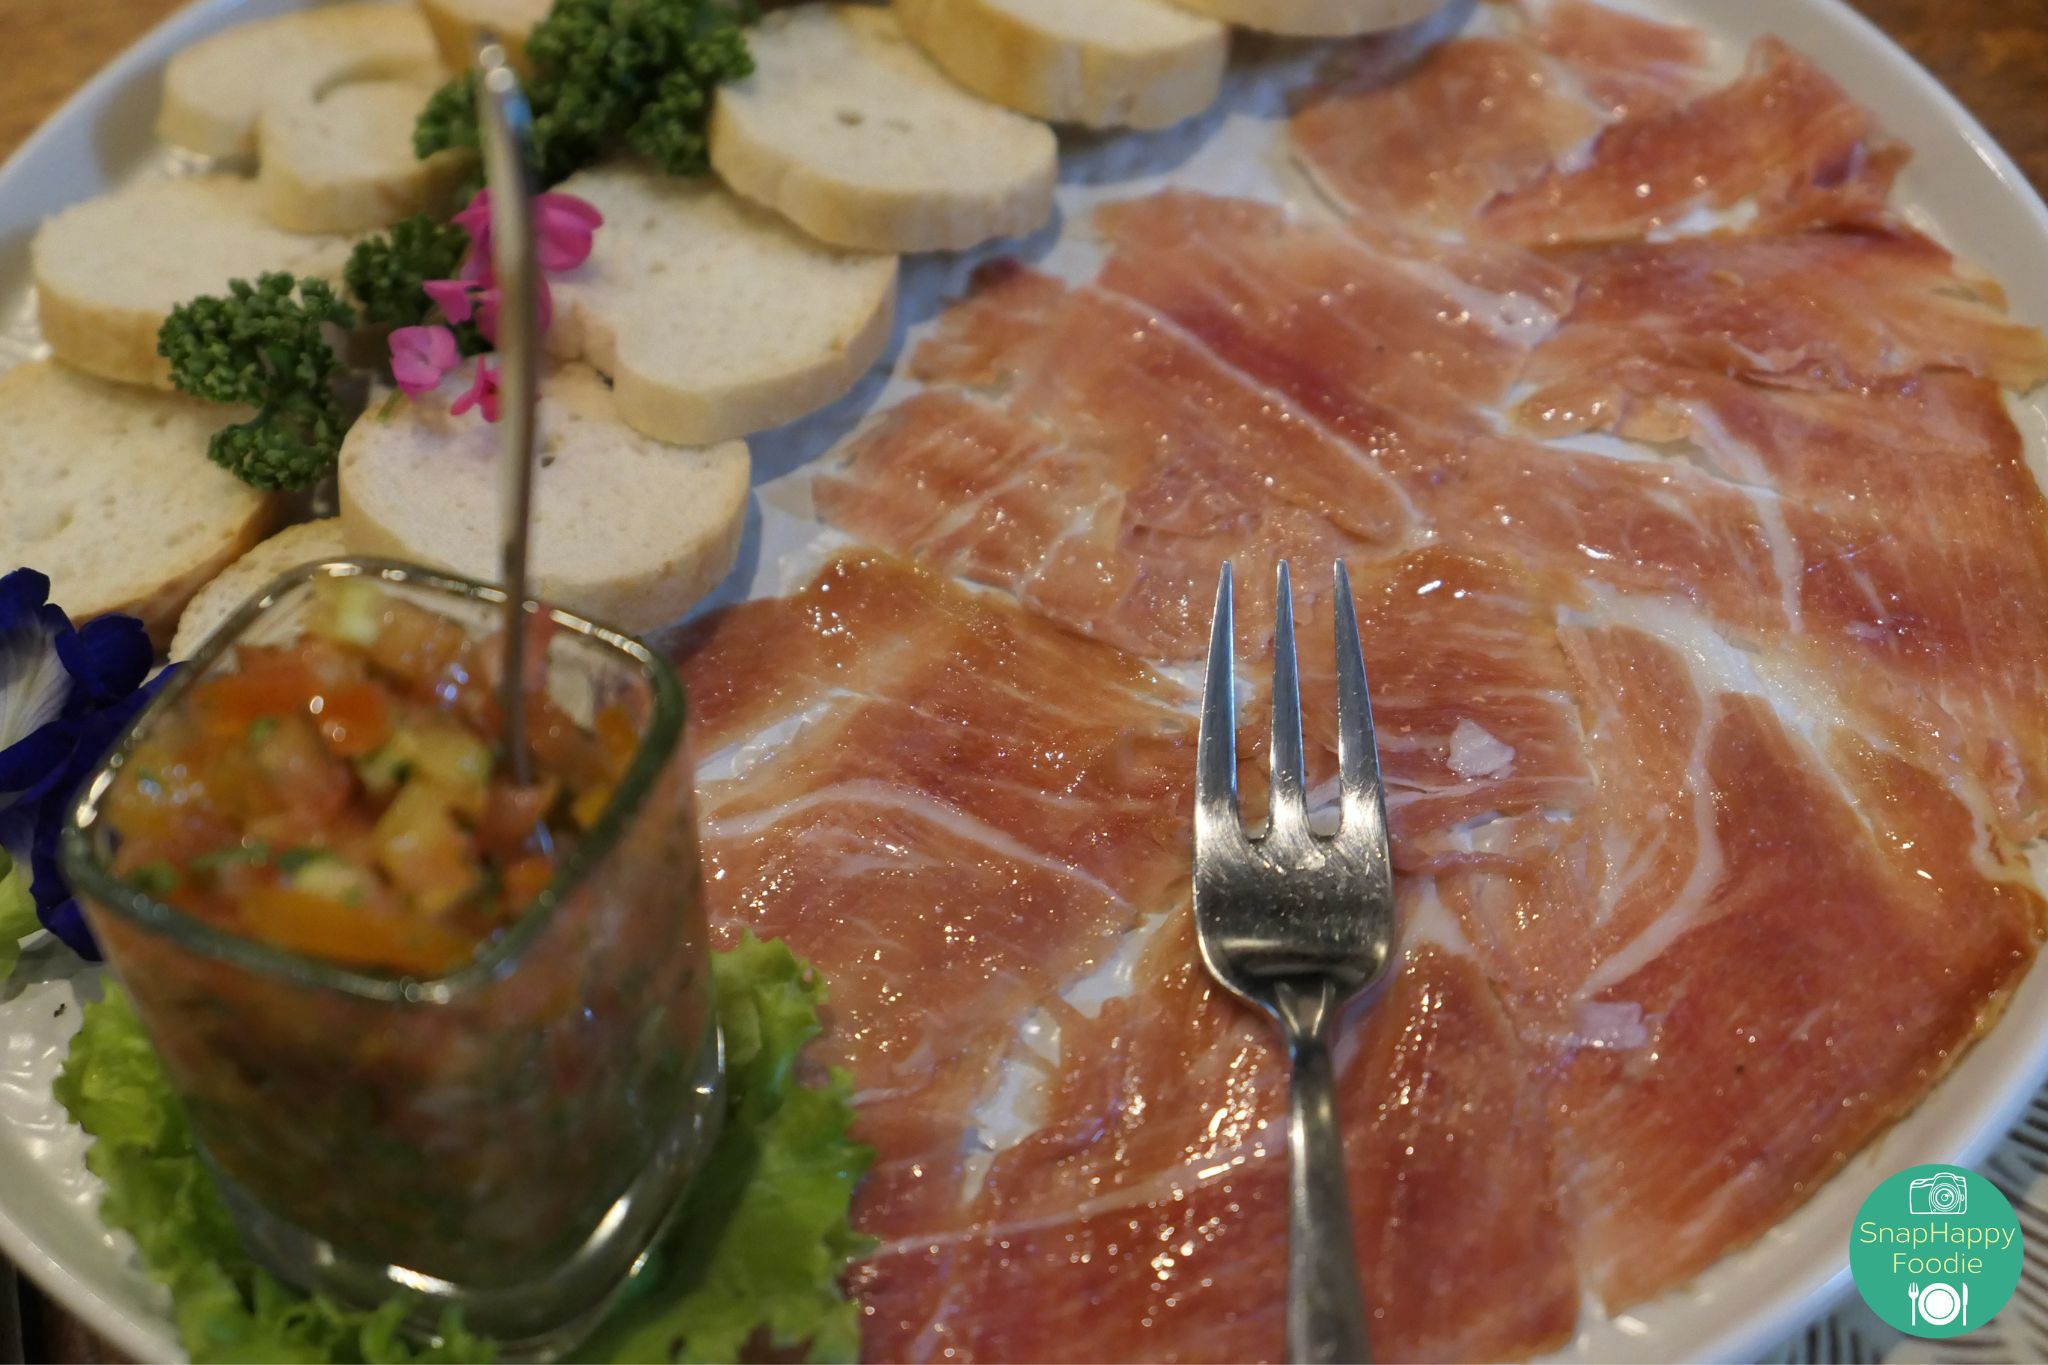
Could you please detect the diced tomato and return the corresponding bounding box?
[195,660,320,737]
[249,716,353,825]
[106,584,589,977]
[367,600,475,705]
[501,854,555,909]
[316,682,394,758]
[478,779,561,859]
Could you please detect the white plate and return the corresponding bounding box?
[2,2,2046,1362]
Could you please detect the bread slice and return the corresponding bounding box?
[0,362,280,646]
[171,518,353,659]
[548,165,896,445]
[340,362,751,633]
[894,0,1226,130]
[259,74,471,232]
[33,176,356,389]
[1161,0,1444,38]
[418,0,552,72]
[710,4,1058,253]
[159,2,441,159]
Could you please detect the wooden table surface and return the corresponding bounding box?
[0,0,2043,1360]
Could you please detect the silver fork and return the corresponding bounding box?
[1193,561,1397,1365]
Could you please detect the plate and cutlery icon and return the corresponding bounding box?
[1909,1280,1969,1329]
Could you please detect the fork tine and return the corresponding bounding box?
[1197,562,1242,845]
[1333,560,1388,857]
[1269,561,1310,845]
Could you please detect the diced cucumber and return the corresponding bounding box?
[309,577,386,648]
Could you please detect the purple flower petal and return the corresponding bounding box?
[0,569,53,633]
[0,720,75,805]
[57,615,152,708]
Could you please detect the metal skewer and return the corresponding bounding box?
[474,36,541,787]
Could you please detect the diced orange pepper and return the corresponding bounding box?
[239,884,471,976]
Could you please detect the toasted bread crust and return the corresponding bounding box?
[893,0,1226,130]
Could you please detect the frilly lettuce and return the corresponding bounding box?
[0,857,33,979]
[55,932,871,1364]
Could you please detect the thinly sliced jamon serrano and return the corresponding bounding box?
[1543,624,2041,1307]
[1291,35,1604,231]
[718,1,2048,1354]
[677,554,1197,1236]
[1093,191,1574,430]
[1518,228,2048,414]
[1479,39,1900,243]
[1524,0,1708,117]
[859,923,1579,1363]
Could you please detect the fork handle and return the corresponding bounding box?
[1276,978,1371,1365]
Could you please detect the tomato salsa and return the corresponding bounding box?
[106,577,640,976]
[74,572,722,1330]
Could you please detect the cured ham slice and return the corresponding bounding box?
[1093,191,1574,433]
[859,924,1579,1363]
[815,389,1366,666]
[1291,36,1603,231]
[1546,625,2041,1306]
[677,554,1198,1235]
[687,2,2048,1356]
[1519,229,2048,414]
[1479,39,1898,244]
[1525,0,1707,117]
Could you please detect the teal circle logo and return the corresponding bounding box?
[1850,1165,2022,1337]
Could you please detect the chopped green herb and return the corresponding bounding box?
[157,274,358,492]
[129,864,182,897]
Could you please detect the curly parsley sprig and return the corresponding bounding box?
[156,273,356,492]
[415,0,756,186]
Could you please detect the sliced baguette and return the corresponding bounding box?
[259,74,471,233]
[894,0,1226,131]
[1161,0,1444,38]
[33,176,356,389]
[0,362,280,646]
[340,362,751,633]
[548,165,896,445]
[171,519,353,660]
[710,4,1058,253]
[159,2,440,159]
[418,0,552,72]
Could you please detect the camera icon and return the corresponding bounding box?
[1909,1172,1968,1216]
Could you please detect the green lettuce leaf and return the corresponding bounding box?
[579,933,874,1364]
[55,985,491,1363]
[54,933,870,1365]
[0,856,35,979]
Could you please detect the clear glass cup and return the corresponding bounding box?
[60,560,723,1358]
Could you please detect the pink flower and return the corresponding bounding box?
[389,325,459,397]
[448,360,502,423]
[423,278,476,324]
[535,192,603,272]
[476,275,554,347]
[450,189,604,275]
